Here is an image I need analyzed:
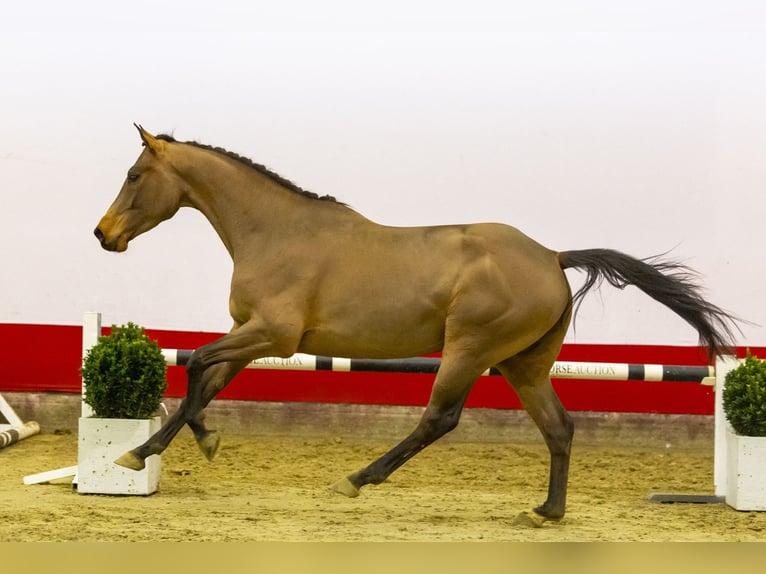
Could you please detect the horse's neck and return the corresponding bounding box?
[180,151,353,259]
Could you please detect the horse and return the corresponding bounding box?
[94,124,739,525]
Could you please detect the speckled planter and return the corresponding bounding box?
[77,416,161,495]
[726,428,766,511]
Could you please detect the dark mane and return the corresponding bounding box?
[156,133,339,203]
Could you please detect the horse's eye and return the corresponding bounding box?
[127,172,140,183]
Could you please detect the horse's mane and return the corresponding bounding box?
[156,134,339,203]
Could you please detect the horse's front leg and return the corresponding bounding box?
[186,359,249,462]
[114,321,280,470]
[113,358,245,470]
[114,401,191,470]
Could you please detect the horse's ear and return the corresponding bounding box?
[133,123,165,154]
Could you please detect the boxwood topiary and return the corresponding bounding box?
[80,322,167,419]
[723,353,766,437]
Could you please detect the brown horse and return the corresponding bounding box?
[94,125,738,525]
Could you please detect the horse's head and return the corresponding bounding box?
[94,125,184,252]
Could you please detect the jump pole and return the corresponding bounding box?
[1,421,41,449]
[0,393,41,450]
[162,349,715,383]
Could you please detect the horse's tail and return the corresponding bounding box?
[558,248,740,360]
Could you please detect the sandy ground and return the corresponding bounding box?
[2,427,764,542]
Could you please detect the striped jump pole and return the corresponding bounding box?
[161,349,715,384]
[0,393,40,450]
[0,421,40,450]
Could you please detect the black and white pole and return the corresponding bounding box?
[0,393,41,450]
[161,349,715,384]
[0,421,40,450]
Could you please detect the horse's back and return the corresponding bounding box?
[295,219,569,360]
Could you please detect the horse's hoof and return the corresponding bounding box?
[330,477,360,498]
[512,510,548,528]
[114,451,145,471]
[197,431,221,462]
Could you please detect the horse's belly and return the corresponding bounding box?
[298,313,445,360]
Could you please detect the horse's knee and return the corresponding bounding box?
[185,349,207,379]
[441,409,462,434]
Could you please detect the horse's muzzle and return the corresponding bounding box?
[93,226,110,249]
[94,226,124,252]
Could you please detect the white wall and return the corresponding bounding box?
[2,1,764,347]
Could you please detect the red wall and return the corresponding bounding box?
[1,323,758,415]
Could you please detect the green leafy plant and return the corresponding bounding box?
[723,353,766,437]
[80,322,167,419]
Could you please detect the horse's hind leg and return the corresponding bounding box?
[495,318,573,525]
[330,354,483,497]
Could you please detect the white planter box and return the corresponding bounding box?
[77,416,161,495]
[725,428,766,511]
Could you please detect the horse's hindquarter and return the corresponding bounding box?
[296,221,569,360]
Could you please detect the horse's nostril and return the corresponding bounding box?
[94,227,105,242]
